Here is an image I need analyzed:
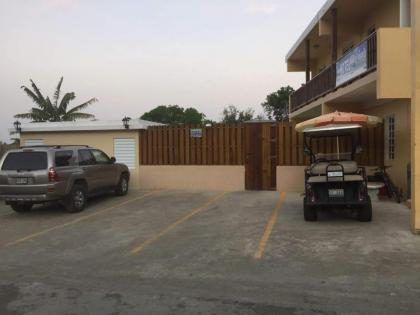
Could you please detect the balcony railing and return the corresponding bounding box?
[290,32,377,113]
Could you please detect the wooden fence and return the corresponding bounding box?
[277,123,384,166]
[139,124,245,165]
[139,123,384,166]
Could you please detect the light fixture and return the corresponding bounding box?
[122,116,131,129]
[13,120,21,133]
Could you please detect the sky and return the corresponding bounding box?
[0,0,325,142]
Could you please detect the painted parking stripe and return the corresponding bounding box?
[5,190,160,247]
[130,191,228,255]
[254,192,286,260]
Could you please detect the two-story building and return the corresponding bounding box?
[286,0,420,233]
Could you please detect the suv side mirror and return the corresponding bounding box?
[110,157,116,164]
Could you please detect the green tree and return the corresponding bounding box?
[261,86,295,121]
[221,105,255,123]
[15,77,97,122]
[140,105,206,124]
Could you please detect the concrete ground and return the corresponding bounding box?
[0,190,419,315]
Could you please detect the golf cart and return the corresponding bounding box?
[296,113,382,222]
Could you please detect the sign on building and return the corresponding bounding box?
[190,128,203,138]
[336,41,368,86]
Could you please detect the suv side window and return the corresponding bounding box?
[91,149,111,165]
[78,149,96,166]
[55,150,74,167]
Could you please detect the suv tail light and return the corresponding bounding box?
[48,167,59,182]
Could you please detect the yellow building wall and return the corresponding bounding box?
[138,166,245,191]
[363,100,411,196]
[377,28,411,99]
[20,130,141,189]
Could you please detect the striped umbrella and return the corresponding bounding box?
[295,111,382,133]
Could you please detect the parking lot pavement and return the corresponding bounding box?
[1,190,420,314]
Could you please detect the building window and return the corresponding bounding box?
[386,115,396,161]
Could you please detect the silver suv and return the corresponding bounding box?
[0,145,130,213]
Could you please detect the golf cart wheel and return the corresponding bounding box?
[304,197,317,222]
[10,203,33,213]
[359,197,373,222]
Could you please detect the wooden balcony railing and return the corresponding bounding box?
[290,32,377,113]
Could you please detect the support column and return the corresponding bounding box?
[305,39,310,83]
[331,8,338,62]
[411,0,420,233]
[401,0,411,27]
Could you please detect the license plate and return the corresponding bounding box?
[329,189,344,198]
[16,178,28,185]
[328,171,343,177]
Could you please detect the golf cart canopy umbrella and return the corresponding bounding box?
[295,112,383,134]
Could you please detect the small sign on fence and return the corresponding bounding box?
[190,128,203,138]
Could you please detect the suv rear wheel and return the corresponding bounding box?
[10,203,33,213]
[115,174,129,196]
[65,184,87,213]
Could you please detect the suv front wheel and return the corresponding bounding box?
[115,174,129,196]
[65,184,87,213]
[10,203,33,213]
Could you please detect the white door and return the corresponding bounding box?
[113,138,136,169]
[24,139,44,146]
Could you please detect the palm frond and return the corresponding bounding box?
[14,112,33,119]
[31,107,50,122]
[53,77,64,107]
[58,92,76,114]
[62,112,95,121]
[65,97,98,115]
[44,97,59,121]
[29,79,46,104]
[20,86,44,108]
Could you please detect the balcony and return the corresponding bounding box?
[290,32,377,113]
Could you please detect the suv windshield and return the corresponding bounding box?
[1,152,48,171]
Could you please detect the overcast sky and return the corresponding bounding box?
[0,0,324,142]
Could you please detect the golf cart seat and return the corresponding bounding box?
[307,175,364,183]
[309,161,358,176]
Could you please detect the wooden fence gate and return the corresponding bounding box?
[245,123,277,191]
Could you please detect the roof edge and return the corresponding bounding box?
[285,0,335,62]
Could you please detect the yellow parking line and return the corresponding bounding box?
[130,191,228,255]
[254,192,286,260]
[6,190,160,247]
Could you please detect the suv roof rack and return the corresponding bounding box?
[20,145,56,148]
[53,145,90,149]
[20,145,90,149]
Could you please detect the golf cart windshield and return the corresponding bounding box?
[304,124,362,163]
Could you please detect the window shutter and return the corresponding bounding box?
[114,138,136,169]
